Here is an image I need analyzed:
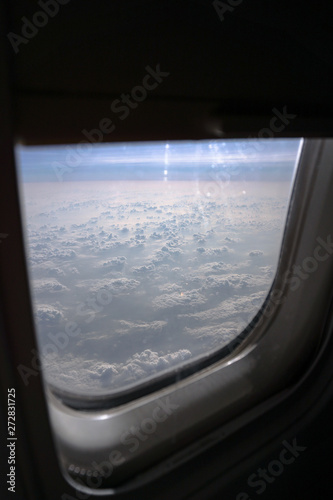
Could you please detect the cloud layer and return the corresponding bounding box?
[21,179,291,394]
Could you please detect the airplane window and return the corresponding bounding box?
[15,139,302,402]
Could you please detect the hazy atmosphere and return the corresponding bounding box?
[16,139,301,396]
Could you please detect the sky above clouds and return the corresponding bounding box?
[16,139,301,397]
[17,139,300,182]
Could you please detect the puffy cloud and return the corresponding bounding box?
[259,266,274,277]
[132,264,155,275]
[114,320,167,337]
[195,247,231,258]
[182,321,245,351]
[201,273,270,293]
[75,277,140,295]
[193,233,205,241]
[21,175,289,396]
[150,232,163,240]
[178,291,266,325]
[42,348,192,391]
[225,236,241,243]
[249,250,264,257]
[35,304,64,324]
[44,266,66,277]
[152,245,183,266]
[69,267,79,274]
[197,261,235,275]
[157,283,182,293]
[28,246,77,264]
[33,279,69,294]
[32,262,66,277]
[152,289,207,311]
[102,256,127,270]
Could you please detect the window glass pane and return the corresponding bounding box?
[15,139,302,397]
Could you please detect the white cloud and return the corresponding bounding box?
[152,289,207,311]
[249,250,264,257]
[75,277,140,295]
[132,264,155,275]
[35,304,64,324]
[43,348,192,391]
[102,256,127,270]
[178,291,266,324]
[197,261,236,275]
[33,279,69,294]
[20,177,289,395]
[201,273,270,293]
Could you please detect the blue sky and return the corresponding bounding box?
[16,139,302,183]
